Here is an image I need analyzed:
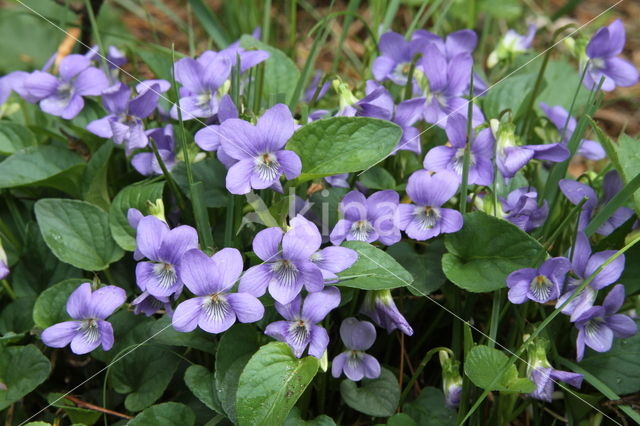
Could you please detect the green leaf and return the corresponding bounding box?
[0,297,35,334]
[403,387,456,426]
[442,211,546,292]
[286,117,402,182]
[236,342,319,426]
[46,393,101,426]
[387,240,446,295]
[35,199,124,271]
[184,365,223,414]
[0,344,51,410]
[359,167,396,190]
[150,316,216,354]
[385,413,418,426]
[464,345,535,393]
[110,346,180,412]
[188,0,230,48]
[0,122,36,154]
[338,241,413,290]
[0,145,85,196]
[240,35,300,104]
[127,402,195,426]
[109,181,165,251]
[82,142,113,210]
[173,158,228,208]
[340,367,400,417]
[613,134,640,213]
[579,321,640,395]
[32,278,85,328]
[285,407,336,426]
[215,324,259,422]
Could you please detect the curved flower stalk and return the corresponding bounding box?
[573,284,637,361]
[360,289,413,336]
[131,125,177,176]
[172,248,264,334]
[330,190,401,246]
[87,82,160,154]
[134,215,199,298]
[240,215,324,304]
[539,102,605,160]
[487,24,537,68]
[331,318,381,381]
[265,286,341,358]
[492,119,568,179]
[398,169,462,240]
[559,171,634,236]
[218,104,301,194]
[507,257,571,304]
[23,54,109,119]
[556,232,625,321]
[423,113,494,186]
[583,19,639,92]
[501,188,548,232]
[525,338,583,401]
[41,283,126,354]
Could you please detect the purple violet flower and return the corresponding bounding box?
[501,188,549,232]
[218,104,301,194]
[372,31,425,85]
[134,215,199,298]
[573,284,637,361]
[397,169,462,240]
[132,292,173,317]
[265,286,341,358]
[131,125,176,176]
[439,350,463,407]
[507,257,571,304]
[492,119,569,179]
[239,215,324,304]
[330,190,401,246]
[324,174,350,188]
[331,318,381,381]
[194,94,238,154]
[487,25,537,68]
[310,245,358,283]
[304,71,330,102]
[559,171,634,236]
[170,52,232,120]
[556,232,625,321]
[87,82,160,154]
[24,54,109,119]
[360,289,413,336]
[584,19,639,92]
[540,102,605,160]
[423,113,494,186]
[41,283,126,354]
[526,339,583,402]
[172,248,264,334]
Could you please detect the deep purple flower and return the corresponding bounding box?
[132,291,173,317]
[330,190,401,246]
[265,286,340,358]
[170,52,231,120]
[526,339,582,401]
[23,54,109,119]
[501,188,549,232]
[218,104,301,194]
[414,43,484,127]
[331,318,381,381]
[134,216,199,298]
[131,125,176,176]
[41,283,125,354]
[507,257,571,304]
[372,31,426,85]
[556,232,625,321]
[574,284,637,361]
[397,169,462,240]
[584,19,639,92]
[559,171,634,236]
[310,245,358,283]
[360,289,413,336]
[87,82,160,154]
[492,119,569,178]
[172,248,264,334]
[540,102,605,160]
[423,113,494,186]
[487,25,536,68]
[239,215,324,304]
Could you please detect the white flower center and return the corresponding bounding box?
[529,275,553,301]
[254,152,281,181]
[78,318,100,344]
[288,319,310,346]
[153,262,177,289]
[272,259,298,286]
[453,148,475,175]
[350,220,374,241]
[414,206,441,230]
[202,293,231,322]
